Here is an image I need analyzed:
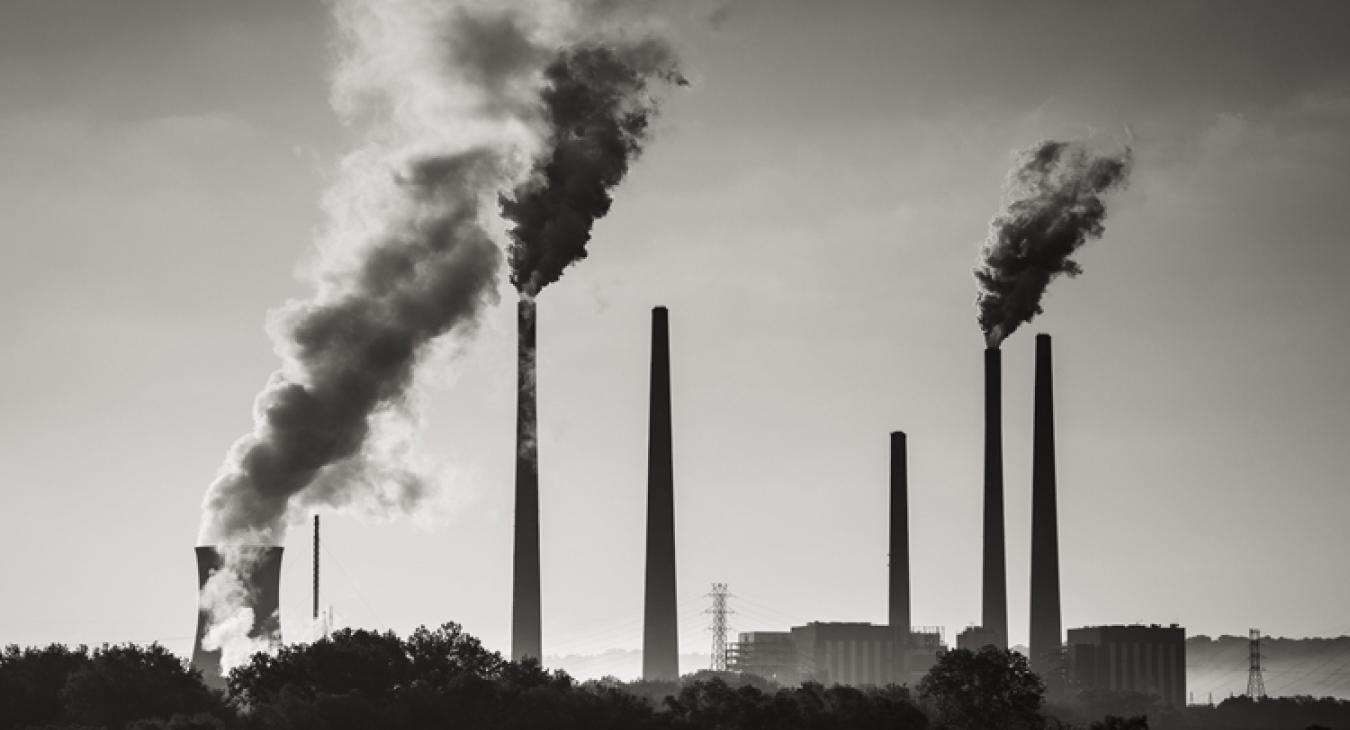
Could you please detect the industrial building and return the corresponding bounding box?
[727,432,946,688]
[729,631,802,684]
[1066,624,1186,708]
[956,625,999,652]
[730,623,943,687]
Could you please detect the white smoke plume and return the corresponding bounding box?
[199,0,566,549]
[193,0,635,674]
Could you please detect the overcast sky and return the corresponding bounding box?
[2,0,1349,686]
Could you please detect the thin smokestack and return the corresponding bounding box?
[1030,333,1062,675]
[889,431,911,682]
[982,348,1008,649]
[643,306,678,681]
[312,515,319,622]
[513,298,541,661]
[191,546,282,690]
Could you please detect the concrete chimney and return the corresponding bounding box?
[1030,333,1062,675]
[642,306,678,681]
[512,297,541,662]
[191,546,282,689]
[889,430,911,682]
[889,431,910,634]
[982,347,1008,649]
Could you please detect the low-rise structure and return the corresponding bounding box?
[1065,624,1186,708]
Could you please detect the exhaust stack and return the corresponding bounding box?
[642,306,678,681]
[512,298,542,661]
[1030,333,1063,675]
[191,546,283,689]
[982,347,1008,649]
[889,431,911,681]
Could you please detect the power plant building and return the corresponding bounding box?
[1066,624,1186,708]
[729,631,801,685]
[956,625,999,652]
[730,624,942,687]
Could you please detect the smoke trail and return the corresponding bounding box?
[193,0,571,670]
[502,40,685,297]
[974,140,1133,347]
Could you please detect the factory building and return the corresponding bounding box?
[1066,624,1186,708]
[730,623,943,687]
[956,625,1000,652]
[793,622,903,686]
[729,631,802,685]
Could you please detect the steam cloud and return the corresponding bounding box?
[194,0,683,673]
[974,140,1133,347]
[502,41,685,298]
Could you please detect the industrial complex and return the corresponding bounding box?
[190,309,1190,704]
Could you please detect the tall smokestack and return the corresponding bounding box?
[191,546,282,689]
[513,298,541,662]
[1030,333,1062,676]
[312,515,320,622]
[643,306,678,681]
[982,348,1008,649]
[889,431,911,681]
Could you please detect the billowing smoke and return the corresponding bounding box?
[974,140,1133,347]
[502,41,685,298]
[194,0,574,671]
[194,0,685,675]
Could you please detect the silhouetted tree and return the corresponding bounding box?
[663,678,927,730]
[0,643,228,729]
[918,646,1046,730]
[1087,716,1147,730]
[62,644,228,727]
[0,643,90,729]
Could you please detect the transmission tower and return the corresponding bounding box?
[1246,628,1267,699]
[707,583,733,671]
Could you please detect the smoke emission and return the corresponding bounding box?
[194,0,684,673]
[502,41,685,297]
[194,0,570,670]
[974,140,1133,346]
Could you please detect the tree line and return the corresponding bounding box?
[3,623,1347,730]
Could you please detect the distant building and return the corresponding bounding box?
[728,631,801,685]
[730,622,944,687]
[956,625,1000,652]
[792,622,904,686]
[1066,624,1186,708]
[902,626,945,685]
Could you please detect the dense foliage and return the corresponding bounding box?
[7,625,1350,730]
[0,643,229,729]
[918,646,1045,730]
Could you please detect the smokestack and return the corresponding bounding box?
[1030,333,1062,675]
[191,546,282,689]
[513,298,541,662]
[889,431,911,681]
[312,515,319,622]
[643,306,678,681]
[982,348,1008,649]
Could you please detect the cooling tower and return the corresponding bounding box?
[642,306,679,681]
[889,430,911,681]
[191,546,283,689]
[982,347,1008,649]
[513,297,542,662]
[1029,333,1062,676]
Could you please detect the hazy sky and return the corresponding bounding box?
[2,0,1349,688]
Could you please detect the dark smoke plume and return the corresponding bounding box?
[975,140,1132,346]
[501,40,685,297]
[199,2,554,549]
